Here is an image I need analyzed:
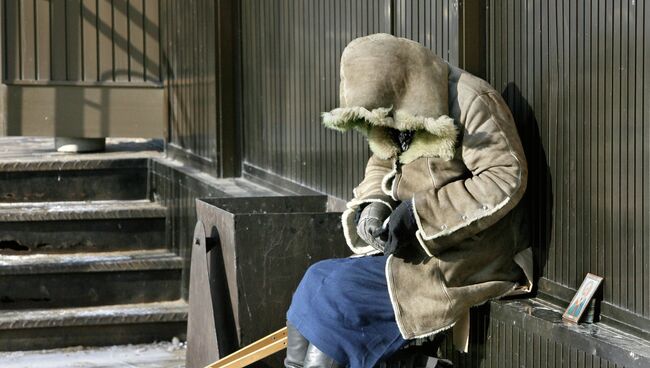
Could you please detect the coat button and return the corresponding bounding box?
[461,215,468,220]
[441,224,448,230]
[482,205,490,211]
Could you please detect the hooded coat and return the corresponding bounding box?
[322,34,534,345]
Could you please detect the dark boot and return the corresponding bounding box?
[303,343,342,368]
[285,322,310,368]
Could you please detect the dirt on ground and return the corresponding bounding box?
[0,340,186,368]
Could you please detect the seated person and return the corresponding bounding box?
[285,33,534,368]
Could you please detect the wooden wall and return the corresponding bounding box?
[240,0,461,199]
[1,0,164,137]
[487,0,649,338]
[159,0,238,177]
[3,0,161,84]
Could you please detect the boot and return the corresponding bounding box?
[303,343,342,368]
[285,322,310,368]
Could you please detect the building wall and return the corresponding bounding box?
[486,0,649,337]
[159,0,238,177]
[439,303,630,368]
[0,1,646,364]
[3,0,161,84]
[1,0,164,137]
[236,0,650,354]
[160,0,650,336]
[240,0,459,200]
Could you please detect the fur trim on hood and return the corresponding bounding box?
[322,106,457,162]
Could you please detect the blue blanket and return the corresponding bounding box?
[287,255,407,368]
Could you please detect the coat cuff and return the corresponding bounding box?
[342,196,397,255]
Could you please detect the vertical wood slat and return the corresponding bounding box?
[112,0,129,81]
[66,0,82,80]
[81,0,98,81]
[637,0,648,319]
[129,0,145,81]
[19,0,36,80]
[144,0,160,81]
[97,0,113,81]
[5,0,22,81]
[50,0,67,80]
[36,0,51,80]
[2,0,161,84]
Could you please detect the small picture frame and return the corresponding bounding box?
[562,273,604,323]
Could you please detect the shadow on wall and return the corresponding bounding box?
[438,83,555,366]
[501,82,553,292]
[3,0,162,138]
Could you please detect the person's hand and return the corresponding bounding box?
[372,200,418,255]
[356,202,391,252]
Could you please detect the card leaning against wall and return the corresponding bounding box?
[562,273,604,323]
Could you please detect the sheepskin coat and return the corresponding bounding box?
[323,34,534,341]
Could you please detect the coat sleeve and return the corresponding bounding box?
[412,91,528,256]
[342,154,399,254]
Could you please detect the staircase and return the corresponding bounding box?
[0,156,187,351]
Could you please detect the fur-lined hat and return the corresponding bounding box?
[322,33,457,163]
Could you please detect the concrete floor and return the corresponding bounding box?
[0,137,163,163]
[0,341,186,368]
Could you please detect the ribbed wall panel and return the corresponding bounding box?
[439,306,624,368]
[160,0,219,174]
[393,0,458,65]
[487,0,649,330]
[2,0,161,84]
[241,0,456,200]
[150,160,220,300]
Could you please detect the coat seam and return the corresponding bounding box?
[438,257,454,316]
[426,157,438,188]
[385,255,410,339]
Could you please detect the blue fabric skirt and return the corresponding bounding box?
[287,256,408,368]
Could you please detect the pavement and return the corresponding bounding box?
[0,137,163,163]
[0,340,186,368]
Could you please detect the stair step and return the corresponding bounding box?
[0,249,181,275]
[0,158,149,202]
[0,300,188,351]
[0,200,165,222]
[0,250,182,309]
[0,300,188,329]
[0,200,166,252]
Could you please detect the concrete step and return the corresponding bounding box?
[0,158,150,202]
[0,200,166,252]
[0,342,186,368]
[0,250,182,309]
[0,300,188,351]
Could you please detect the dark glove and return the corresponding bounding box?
[356,202,391,252]
[372,200,418,255]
